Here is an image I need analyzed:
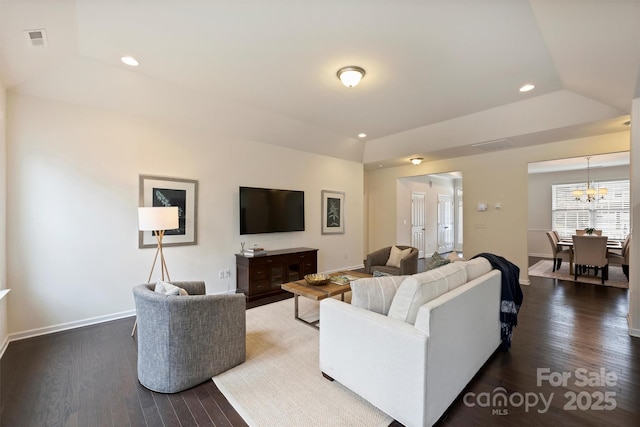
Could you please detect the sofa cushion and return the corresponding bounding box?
[351,275,406,315]
[464,258,493,281]
[386,245,411,268]
[154,280,189,296]
[426,251,450,270]
[388,262,468,324]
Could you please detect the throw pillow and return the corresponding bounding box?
[387,262,468,324]
[154,280,189,296]
[351,275,407,315]
[446,251,465,263]
[426,251,450,270]
[386,246,412,268]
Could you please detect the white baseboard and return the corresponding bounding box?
[519,279,531,286]
[0,336,9,359]
[628,314,640,338]
[324,264,365,274]
[7,309,136,343]
[528,253,552,259]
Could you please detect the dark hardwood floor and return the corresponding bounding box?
[2,258,639,426]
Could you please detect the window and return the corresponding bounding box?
[552,180,630,240]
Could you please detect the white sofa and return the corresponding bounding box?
[319,258,501,427]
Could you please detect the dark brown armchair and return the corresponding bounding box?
[365,245,419,276]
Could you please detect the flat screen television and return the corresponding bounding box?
[239,186,305,235]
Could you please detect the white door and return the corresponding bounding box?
[437,194,454,253]
[411,192,426,258]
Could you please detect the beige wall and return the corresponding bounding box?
[630,98,640,337]
[6,92,364,337]
[0,80,7,354]
[366,131,630,284]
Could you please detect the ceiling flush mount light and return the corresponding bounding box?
[121,56,139,67]
[519,83,535,92]
[572,156,607,203]
[358,133,367,138]
[337,66,365,88]
[410,158,423,165]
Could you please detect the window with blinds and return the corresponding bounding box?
[552,180,630,240]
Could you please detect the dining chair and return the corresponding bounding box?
[552,230,561,242]
[546,231,572,272]
[607,235,630,280]
[572,235,609,284]
[575,229,586,236]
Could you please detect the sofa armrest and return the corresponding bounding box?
[413,270,502,426]
[320,298,428,426]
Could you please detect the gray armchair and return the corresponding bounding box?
[133,281,246,393]
[365,245,418,276]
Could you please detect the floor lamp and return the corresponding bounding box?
[132,206,180,337]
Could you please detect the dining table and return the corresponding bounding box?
[557,237,623,275]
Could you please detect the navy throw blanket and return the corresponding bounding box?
[471,253,523,350]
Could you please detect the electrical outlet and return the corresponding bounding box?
[224,269,231,278]
[218,270,224,279]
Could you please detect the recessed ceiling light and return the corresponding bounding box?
[121,56,139,67]
[624,120,631,127]
[358,133,367,138]
[410,158,423,165]
[519,83,535,92]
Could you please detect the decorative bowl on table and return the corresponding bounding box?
[304,273,331,286]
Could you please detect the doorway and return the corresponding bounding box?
[397,172,462,258]
[411,192,426,258]
[437,194,454,253]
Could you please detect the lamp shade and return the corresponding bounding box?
[138,206,179,231]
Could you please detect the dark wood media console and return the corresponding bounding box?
[235,247,318,301]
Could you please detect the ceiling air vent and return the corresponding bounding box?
[471,138,513,152]
[24,29,48,47]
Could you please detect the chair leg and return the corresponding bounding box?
[552,258,557,272]
[623,265,629,280]
[574,264,579,281]
[557,259,563,271]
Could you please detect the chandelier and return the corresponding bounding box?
[573,157,607,202]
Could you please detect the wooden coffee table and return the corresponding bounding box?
[281,271,371,328]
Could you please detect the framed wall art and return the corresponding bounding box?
[139,175,198,248]
[321,190,345,235]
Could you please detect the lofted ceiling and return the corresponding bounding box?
[1,0,638,169]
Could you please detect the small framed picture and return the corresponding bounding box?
[321,190,345,235]
[139,175,198,248]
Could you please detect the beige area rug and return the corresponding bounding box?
[212,296,393,427]
[528,260,629,289]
